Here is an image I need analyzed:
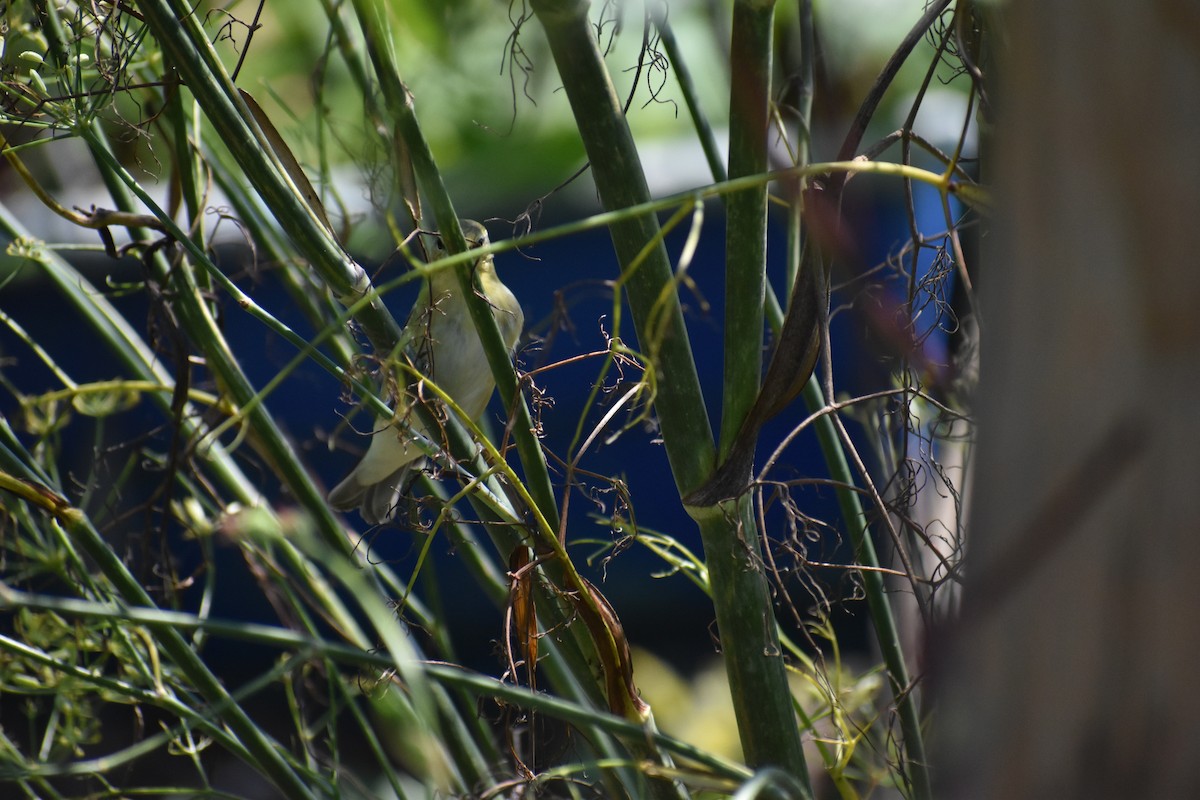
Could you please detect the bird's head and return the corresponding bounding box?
[458,219,489,250]
[429,219,494,274]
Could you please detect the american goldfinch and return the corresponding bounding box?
[328,220,524,523]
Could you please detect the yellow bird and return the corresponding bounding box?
[329,220,524,523]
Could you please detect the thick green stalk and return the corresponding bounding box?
[530,0,715,495]
[691,498,812,796]
[720,0,775,462]
[531,0,808,781]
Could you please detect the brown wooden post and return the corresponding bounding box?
[938,4,1200,797]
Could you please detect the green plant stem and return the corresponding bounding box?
[653,8,727,184]
[447,159,980,258]
[531,0,716,496]
[77,122,359,547]
[661,25,858,783]
[690,497,812,797]
[720,0,775,462]
[135,0,405,354]
[532,0,809,785]
[799,374,930,799]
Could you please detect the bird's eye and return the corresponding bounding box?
[434,237,445,251]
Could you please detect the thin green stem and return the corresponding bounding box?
[1,586,750,780]
[137,0,405,353]
[799,375,930,800]
[653,5,727,184]
[2,504,316,798]
[531,0,715,495]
